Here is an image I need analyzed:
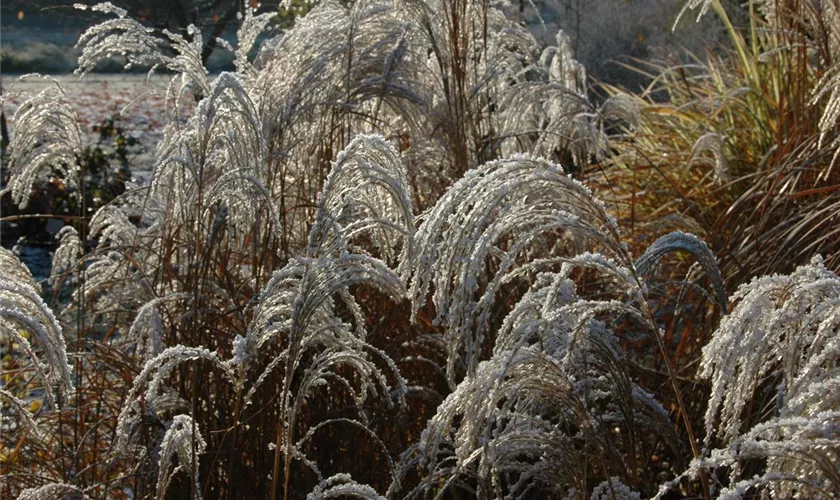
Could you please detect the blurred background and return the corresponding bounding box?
[1,0,738,88]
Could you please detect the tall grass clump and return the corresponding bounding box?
[593,0,840,286]
[2,1,840,499]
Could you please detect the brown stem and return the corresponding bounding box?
[269,404,286,500]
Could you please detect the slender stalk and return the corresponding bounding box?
[269,405,286,500]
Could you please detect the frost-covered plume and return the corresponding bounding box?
[254,0,536,201]
[74,2,273,107]
[127,293,194,363]
[395,348,588,498]
[0,248,73,407]
[253,0,424,220]
[240,135,412,360]
[566,112,609,165]
[233,5,277,81]
[89,204,136,248]
[0,245,41,294]
[410,154,629,384]
[493,258,640,357]
[114,346,234,457]
[126,302,163,362]
[547,31,587,95]
[0,247,73,410]
[306,474,385,500]
[153,72,276,239]
[0,389,42,438]
[406,155,728,496]
[199,73,274,233]
[74,2,161,75]
[689,132,730,182]
[498,31,608,165]
[398,332,666,498]
[658,256,840,498]
[73,1,278,109]
[398,261,673,498]
[17,482,89,500]
[599,92,641,132]
[75,2,211,99]
[79,249,148,321]
[700,256,839,445]
[78,199,169,344]
[160,25,211,99]
[813,63,840,168]
[396,0,537,172]
[254,0,417,130]
[240,240,406,364]
[236,249,408,498]
[80,198,158,326]
[590,478,641,500]
[50,226,83,288]
[234,137,414,495]
[2,79,82,208]
[156,414,207,500]
[635,231,727,313]
[756,0,840,54]
[307,134,415,277]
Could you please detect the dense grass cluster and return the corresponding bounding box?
[2,0,840,498]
